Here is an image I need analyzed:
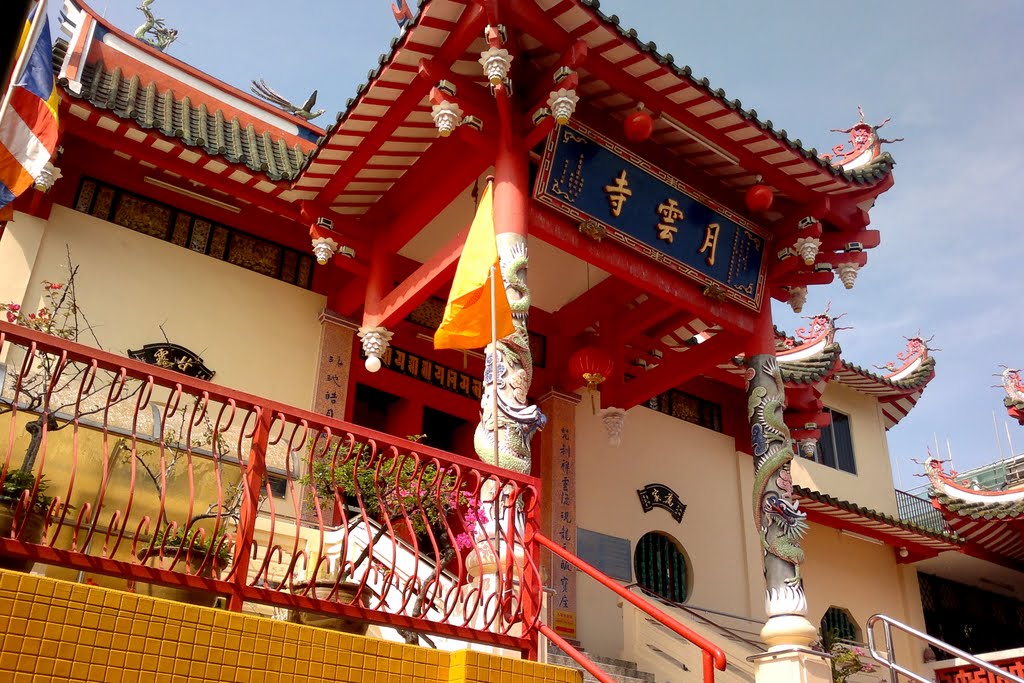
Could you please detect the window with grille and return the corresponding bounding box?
[815,408,856,474]
[634,531,689,603]
[821,607,860,645]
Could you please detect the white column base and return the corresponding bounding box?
[748,647,833,683]
[760,614,819,651]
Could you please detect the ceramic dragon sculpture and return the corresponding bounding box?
[474,234,547,475]
[134,0,178,51]
[747,355,808,616]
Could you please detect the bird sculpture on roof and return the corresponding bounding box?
[249,79,325,121]
[134,0,178,51]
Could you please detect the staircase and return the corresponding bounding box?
[547,644,657,683]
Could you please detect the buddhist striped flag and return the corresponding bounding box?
[0,3,59,212]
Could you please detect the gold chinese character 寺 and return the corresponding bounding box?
[656,198,683,243]
[603,170,632,217]
[699,223,720,265]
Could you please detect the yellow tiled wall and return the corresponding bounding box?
[0,569,580,683]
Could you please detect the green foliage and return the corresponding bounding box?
[824,629,878,683]
[0,469,53,514]
[152,524,233,568]
[299,434,464,538]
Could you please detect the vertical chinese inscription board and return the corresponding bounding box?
[534,123,768,310]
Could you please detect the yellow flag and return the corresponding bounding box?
[433,182,515,350]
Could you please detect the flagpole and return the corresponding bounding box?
[0,0,46,125]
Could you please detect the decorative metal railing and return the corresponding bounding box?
[0,320,542,653]
[894,489,948,534]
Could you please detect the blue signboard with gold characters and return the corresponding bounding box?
[534,123,768,310]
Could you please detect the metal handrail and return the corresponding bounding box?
[536,532,727,683]
[866,614,1024,683]
[625,583,765,652]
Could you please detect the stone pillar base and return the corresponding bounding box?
[760,614,819,651]
[748,648,833,683]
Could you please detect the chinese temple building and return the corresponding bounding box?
[1,1,1022,682]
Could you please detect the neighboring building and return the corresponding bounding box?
[1,1,1021,682]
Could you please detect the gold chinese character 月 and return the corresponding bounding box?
[603,170,632,217]
[700,223,721,265]
[656,198,684,243]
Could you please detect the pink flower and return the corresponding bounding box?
[455,533,474,550]
[5,312,15,323]
[8,304,19,312]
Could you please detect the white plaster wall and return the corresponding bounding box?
[791,383,900,517]
[8,205,325,409]
[574,404,754,659]
[802,522,931,679]
[0,212,47,311]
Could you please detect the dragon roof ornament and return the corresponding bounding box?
[999,366,1024,425]
[821,107,903,171]
[134,0,178,52]
[878,336,934,378]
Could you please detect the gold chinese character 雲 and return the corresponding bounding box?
[603,170,632,217]
[699,223,721,265]
[153,348,175,369]
[656,198,683,243]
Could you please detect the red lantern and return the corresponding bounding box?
[623,109,654,143]
[745,183,774,212]
[569,345,615,389]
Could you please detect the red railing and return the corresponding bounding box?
[537,533,727,683]
[0,320,542,653]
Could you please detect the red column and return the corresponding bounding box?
[493,86,528,237]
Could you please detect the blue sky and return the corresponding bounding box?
[64,1,1024,490]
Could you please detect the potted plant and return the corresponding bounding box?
[295,434,485,641]
[0,469,52,570]
[137,522,234,607]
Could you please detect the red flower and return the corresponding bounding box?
[5,312,15,323]
[49,283,62,290]
[8,304,20,312]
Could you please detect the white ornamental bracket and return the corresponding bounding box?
[598,407,626,447]
[546,88,580,125]
[835,261,860,289]
[787,286,808,314]
[430,100,463,137]
[479,46,513,86]
[33,162,62,192]
[358,326,393,373]
[793,236,821,266]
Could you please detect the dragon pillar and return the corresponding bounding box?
[473,112,546,475]
[746,352,816,650]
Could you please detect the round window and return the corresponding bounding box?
[634,531,689,603]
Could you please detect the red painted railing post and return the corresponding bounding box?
[227,407,272,611]
[521,488,542,660]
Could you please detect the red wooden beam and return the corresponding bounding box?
[617,332,745,411]
[553,277,641,338]
[418,58,498,122]
[361,225,468,329]
[529,205,756,337]
[313,3,487,205]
